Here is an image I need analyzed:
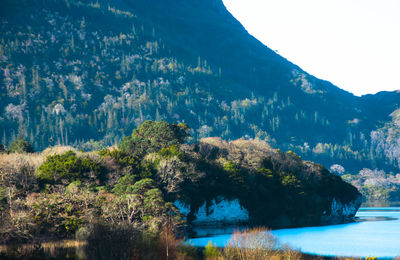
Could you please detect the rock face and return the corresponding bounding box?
[322,195,363,224]
[176,194,362,228]
[175,197,249,226]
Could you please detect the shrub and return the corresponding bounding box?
[223,228,279,259]
[37,151,104,184]
[157,145,185,160]
[99,149,141,169]
[6,137,34,153]
[203,241,221,259]
[177,242,200,259]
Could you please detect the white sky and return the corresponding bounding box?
[222,0,400,96]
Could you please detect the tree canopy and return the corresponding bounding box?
[119,121,189,156]
[6,136,34,153]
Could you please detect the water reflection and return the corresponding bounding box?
[0,240,86,260]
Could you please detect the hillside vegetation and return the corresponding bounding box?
[0,121,360,250]
[0,0,399,175]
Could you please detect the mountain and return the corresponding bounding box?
[1,0,399,173]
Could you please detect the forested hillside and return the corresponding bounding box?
[1,0,399,173]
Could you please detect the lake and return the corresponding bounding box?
[188,207,400,258]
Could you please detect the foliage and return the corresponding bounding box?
[157,145,185,160]
[99,149,140,168]
[343,168,400,202]
[119,121,189,156]
[203,241,221,259]
[37,151,104,184]
[26,187,97,237]
[6,137,34,154]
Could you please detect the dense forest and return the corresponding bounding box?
[0,0,399,177]
[0,121,361,258]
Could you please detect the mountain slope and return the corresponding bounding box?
[0,0,399,172]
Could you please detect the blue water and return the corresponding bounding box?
[188,207,400,258]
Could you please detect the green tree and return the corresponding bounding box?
[119,121,189,156]
[7,136,34,153]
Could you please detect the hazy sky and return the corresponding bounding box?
[223,0,400,96]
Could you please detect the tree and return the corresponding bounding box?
[6,137,34,153]
[119,121,189,156]
[330,164,345,176]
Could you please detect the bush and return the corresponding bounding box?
[203,241,221,259]
[223,228,279,259]
[99,149,141,169]
[6,137,34,153]
[157,145,185,160]
[178,242,200,259]
[37,151,104,184]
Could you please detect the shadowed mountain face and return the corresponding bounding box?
[0,0,399,171]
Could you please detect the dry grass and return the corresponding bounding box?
[0,146,100,179]
[41,145,76,156]
[0,146,77,174]
[0,153,46,172]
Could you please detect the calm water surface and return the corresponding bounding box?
[188,207,400,258]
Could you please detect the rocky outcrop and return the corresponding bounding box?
[176,194,362,229]
[175,197,249,226]
[322,195,363,224]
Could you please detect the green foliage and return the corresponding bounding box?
[119,121,189,156]
[112,177,158,196]
[37,151,103,184]
[256,167,274,178]
[132,178,156,194]
[223,161,239,173]
[28,190,95,237]
[79,139,108,152]
[203,241,221,258]
[6,137,34,153]
[157,145,184,160]
[280,173,302,189]
[100,149,141,169]
[111,174,138,195]
[223,161,247,192]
